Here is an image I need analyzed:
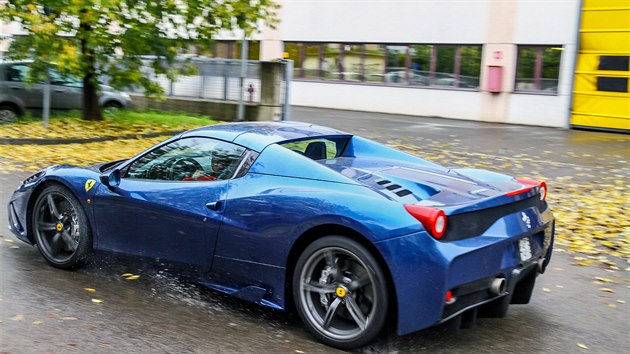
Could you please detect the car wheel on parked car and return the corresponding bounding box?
[103,100,123,114]
[293,236,389,349]
[32,184,93,269]
[0,104,19,123]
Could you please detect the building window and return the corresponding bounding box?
[409,45,432,86]
[598,56,629,71]
[385,45,408,84]
[460,46,482,88]
[303,44,322,79]
[515,46,562,93]
[364,44,386,83]
[284,41,482,90]
[321,44,341,80]
[597,77,628,93]
[342,44,363,81]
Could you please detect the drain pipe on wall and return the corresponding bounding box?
[566,0,584,129]
[237,37,249,122]
[282,59,293,121]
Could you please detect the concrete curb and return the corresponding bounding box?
[0,130,183,145]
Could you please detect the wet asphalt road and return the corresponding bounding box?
[1,107,629,353]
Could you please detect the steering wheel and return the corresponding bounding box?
[169,157,204,180]
[146,163,168,180]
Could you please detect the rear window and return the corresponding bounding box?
[280,137,349,161]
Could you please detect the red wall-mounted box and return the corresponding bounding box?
[487,66,503,93]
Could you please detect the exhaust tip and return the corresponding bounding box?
[489,277,506,296]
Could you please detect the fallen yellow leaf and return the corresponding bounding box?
[91,299,103,304]
[595,277,614,283]
[599,288,615,293]
[84,288,96,292]
[577,343,588,349]
[125,275,140,280]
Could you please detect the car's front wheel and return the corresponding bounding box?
[32,184,92,269]
[0,104,19,124]
[293,236,389,350]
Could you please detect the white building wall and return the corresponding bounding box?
[292,81,482,120]
[280,0,581,128]
[513,0,580,45]
[281,0,490,43]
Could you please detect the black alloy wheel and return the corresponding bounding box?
[293,236,389,350]
[32,185,92,269]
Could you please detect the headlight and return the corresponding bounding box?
[120,92,131,100]
[19,170,46,189]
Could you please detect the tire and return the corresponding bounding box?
[292,236,389,350]
[0,104,19,124]
[103,100,122,112]
[31,184,92,269]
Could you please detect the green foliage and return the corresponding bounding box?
[0,0,278,108]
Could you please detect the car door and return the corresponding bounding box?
[4,64,44,108]
[92,137,247,272]
[49,68,83,109]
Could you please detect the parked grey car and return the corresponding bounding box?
[0,62,132,122]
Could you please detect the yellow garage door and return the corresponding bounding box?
[572,0,630,132]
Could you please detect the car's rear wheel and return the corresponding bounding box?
[0,104,19,124]
[293,236,388,350]
[103,100,122,114]
[32,185,92,269]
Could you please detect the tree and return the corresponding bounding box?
[0,0,278,120]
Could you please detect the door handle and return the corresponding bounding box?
[10,86,21,90]
[206,201,222,211]
[54,89,64,93]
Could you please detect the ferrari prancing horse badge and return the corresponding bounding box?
[85,179,96,192]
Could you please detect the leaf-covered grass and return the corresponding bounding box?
[0,110,215,139]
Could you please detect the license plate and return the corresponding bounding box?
[518,238,533,262]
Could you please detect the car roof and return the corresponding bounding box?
[180,121,351,151]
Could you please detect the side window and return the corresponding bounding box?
[281,137,349,161]
[125,137,246,181]
[49,68,83,88]
[6,65,29,82]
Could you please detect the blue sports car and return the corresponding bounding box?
[7,121,554,349]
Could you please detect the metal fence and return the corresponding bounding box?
[128,58,264,104]
[112,56,293,120]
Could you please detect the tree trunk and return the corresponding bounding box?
[82,71,101,120]
[80,18,102,121]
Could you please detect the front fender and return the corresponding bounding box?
[9,166,103,244]
[0,94,26,115]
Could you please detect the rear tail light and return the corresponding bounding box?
[404,205,447,239]
[445,290,455,304]
[515,178,547,200]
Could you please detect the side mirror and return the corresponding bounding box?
[100,169,121,188]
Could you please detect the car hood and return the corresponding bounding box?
[321,157,535,213]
